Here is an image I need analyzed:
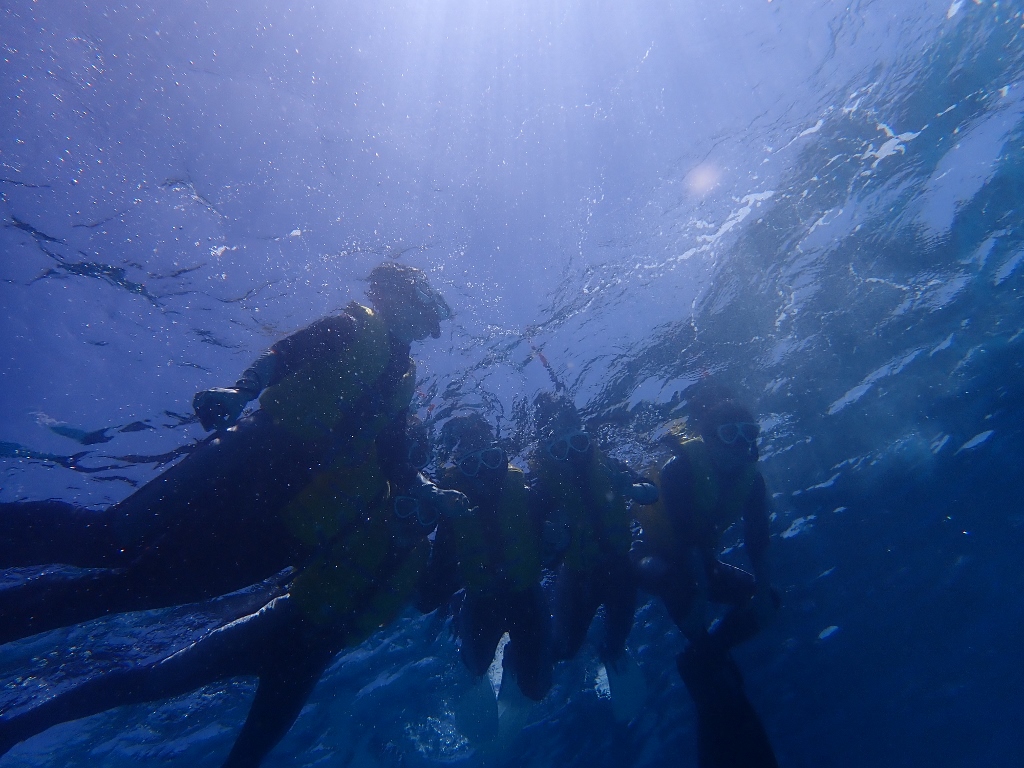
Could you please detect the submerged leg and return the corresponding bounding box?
[551,565,597,662]
[0,603,257,759]
[1,414,314,643]
[0,501,122,568]
[0,589,309,766]
[676,643,779,768]
[504,585,553,701]
[599,559,638,668]
[456,591,505,679]
[221,641,335,768]
[0,566,141,645]
[706,560,779,650]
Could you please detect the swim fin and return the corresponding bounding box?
[452,676,499,745]
[676,645,778,768]
[495,667,532,746]
[605,652,648,723]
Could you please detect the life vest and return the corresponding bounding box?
[291,513,430,638]
[280,442,389,548]
[260,302,423,626]
[259,303,393,444]
[264,303,416,548]
[446,466,540,594]
[635,437,759,559]
[632,463,675,562]
[534,449,631,572]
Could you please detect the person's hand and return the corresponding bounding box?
[433,488,474,518]
[193,387,251,431]
[605,465,659,504]
[413,481,474,519]
[625,481,659,505]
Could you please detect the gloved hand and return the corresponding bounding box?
[431,488,475,519]
[193,387,251,431]
[625,481,659,505]
[409,475,474,520]
[607,465,659,504]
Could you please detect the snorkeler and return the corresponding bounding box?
[528,392,658,718]
[632,397,780,768]
[0,262,468,768]
[422,414,553,709]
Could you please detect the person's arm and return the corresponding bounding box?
[606,456,659,505]
[193,314,357,431]
[743,473,778,623]
[378,413,472,523]
[742,473,771,585]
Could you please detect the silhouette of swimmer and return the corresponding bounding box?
[0,262,469,768]
[633,397,780,768]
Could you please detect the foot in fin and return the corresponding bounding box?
[348,734,382,768]
[677,645,779,768]
[496,667,533,738]
[452,676,499,745]
[472,668,535,765]
[605,652,648,723]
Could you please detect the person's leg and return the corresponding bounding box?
[0,501,122,567]
[0,593,286,759]
[449,591,501,744]
[706,560,756,605]
[504,584,553,701]
[456,591,505,678]
[598,558,638,668]
[706,560,776,650]
[551,565,598,662]
[107,413,314,602]
[1,414,317,644]
[675,567,779,767]
[221,609,338,768]
[676,641,778,768]
[1,591,332,768]
[0,414,299,572]
[0,566,142,645]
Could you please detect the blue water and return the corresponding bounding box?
[3,1,1024,766]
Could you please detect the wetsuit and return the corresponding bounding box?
[423,464,552,701]
[0,302,438,767]
[531,451,656,667]
[632,437,780,768]
[633,437,772,649]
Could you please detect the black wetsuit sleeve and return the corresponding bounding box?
[266,313,358,384]
[742,473,771,564]
[607,456,659,504]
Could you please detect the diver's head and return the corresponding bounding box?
[367,262,452,344]
[533,392,591,464]
[439,413,507,483]
[697,400,760,469]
